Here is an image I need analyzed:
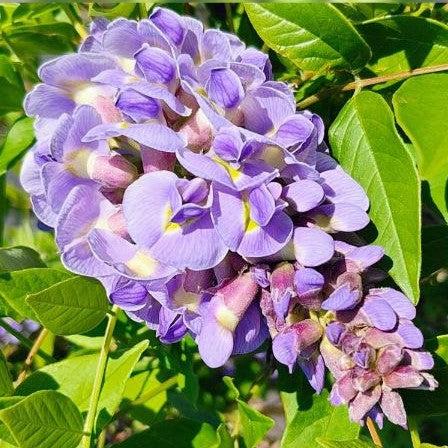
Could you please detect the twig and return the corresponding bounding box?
[16,328,50,385]
[366,417,383,447]
[81,305,119,448]
[298,63,448,109]
[0,319,54,364]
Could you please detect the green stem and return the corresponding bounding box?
[0,175,5,247]
[132,375,178,406]
[0,319,55,364]
[297,63,448,109]
[97,429,106,448]
[81,306,119,448]
[409,417,421,448]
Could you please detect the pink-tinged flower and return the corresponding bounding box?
[196,273,266,367]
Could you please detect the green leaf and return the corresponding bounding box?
[0,118,34,176]
[27,276,109,335]
[329,91,421,303]
[0,247,45,273]
[0,56,24,114]
[16,340,149,432]
[0,397,24,446]
[317,438,376,448]
[359,16,448,76]
[0,352,13,397]
[223,375,240,400]
[216,423,233,448]
[113,418,224,448]
[0,390,83,448]
[237,399,274,448]
[121,368,168,425]
[280,369,359,448]
[245,4,371,74]
[0,268,70,320]
[281,390,359,447]
[89,3,137,19]
[393,73,448,223]
[4,23,76,64]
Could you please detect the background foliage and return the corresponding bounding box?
[0,3,447,447]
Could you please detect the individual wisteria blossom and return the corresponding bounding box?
[22,6,436,428]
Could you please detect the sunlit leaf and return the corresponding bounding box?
[393,73,448,223]
[27,276,109,334]
[16,340,149,432]
[330,91,421,303]
[237,399,274,448]
[0,268,70,320]
[0,390,83,448]
[245,3,371,74]
[359,16,448,75]
[0,118,34,176]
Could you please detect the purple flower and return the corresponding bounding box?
[196,272,265,367]
[20,7,436,428]
[123,171,227,270]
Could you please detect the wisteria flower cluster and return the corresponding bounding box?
[21,7,436,428]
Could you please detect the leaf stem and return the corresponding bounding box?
[409,417,421,448]
[132,375,178,406]
[366,417,383,447]
[0,319,55,364]
[297,63,448,109]
[81,305,119,448]
[16,328,50,385]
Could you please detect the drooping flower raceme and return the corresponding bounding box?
[22,7,436,428]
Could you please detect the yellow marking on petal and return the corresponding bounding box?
[216,305,239,331]
[212,156,241,182]
[94,217,111,232]
[196,87,207,97]
[163,205,181,234]
[71,82,104,106]
[118,57,136,73]
[242,198,260,234]
[262,145,284,168]
[313,214,334,233]
[118,121,130,129]
[64,149,95,178]
[174,289,199,312]
[126,251,157,278]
